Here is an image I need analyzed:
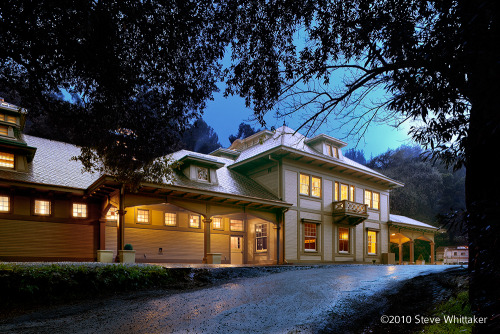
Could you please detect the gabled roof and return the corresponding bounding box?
[225,126,404,189]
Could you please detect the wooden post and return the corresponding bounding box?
[430,242,435,264]
[203,218,212,264]
[398,243,403,265]
[409,240,415,264]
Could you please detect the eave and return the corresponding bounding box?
[229,145,404,189]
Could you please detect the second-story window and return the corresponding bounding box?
[0,125,8,136]
[212,217,223,229]
[300,174,322,198]
[335,182,355,201]
[0,195,10,212]
[230,219,244,231]
[164,212,177,226]
[0,152,14,168]
[137,209,149,224]
[189,214,201,228]
[364,190,380,210]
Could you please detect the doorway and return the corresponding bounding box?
[231,236,244,264]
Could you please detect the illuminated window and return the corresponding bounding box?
[72,203,87,218]
[6,115,17,124]
[197,167,209,181]
[34,200,50,215]
[367,231,377,254]
[335,182,355,201]
[364,190,380,210]
[301,174,321,198]
[0,125,8,136]
[311,176,321,198]
[299,174,310,195]
[106,207,117,220]
[0,195,10,212]
[339,227,349,253]
[189,214,200,228]
[326,144,339,158]
[164,212,176,226]
[212,217,222,229]
[0,152,14,168]
[230,219,244,231]
[255,223,268,251]
[304,223,317,252]
[137,209,149,224]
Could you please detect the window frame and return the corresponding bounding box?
[364,190,380,210]
[136,208,150,224]
[230,219,244,232]
[338,227,350,253]
[0,152,15,169]
[72,203,88,218]
[255,223,268,252]
[164,212,177,226]
[367,230,378,255]
[300,173,322,198]
[304,222,318,252]
[189,214,201,229]
[33,199,51,216]
[335,182,355,202]
[0,195,11,213]
[212,216,223,230]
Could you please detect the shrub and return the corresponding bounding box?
[124,244,134,250]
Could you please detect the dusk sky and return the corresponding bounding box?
[202,87,416,159]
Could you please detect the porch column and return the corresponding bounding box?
[117,184,126,253]
[202,218,212,264]
[398,243,403,265]
[409,240,415,264]
[430,242,435,264]
[99,219,106,250]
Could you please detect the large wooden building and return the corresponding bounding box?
[0,99,438,264]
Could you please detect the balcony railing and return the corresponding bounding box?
[332,200,369,225]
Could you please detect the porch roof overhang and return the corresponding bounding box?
[388,222,440,234]
[229,146,404,189]
[86,175,292,211]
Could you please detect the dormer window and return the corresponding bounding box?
[0,125,8,136]
[197,167,209,181]
[326,144,339,158]
[0,152,14,168]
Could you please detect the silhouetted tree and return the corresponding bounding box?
[181,119,221,154]
[343,148,367,165]
[228,122,261,144]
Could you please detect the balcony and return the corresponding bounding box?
[332,200,369,225]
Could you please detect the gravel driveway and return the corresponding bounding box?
[0,265,457,333]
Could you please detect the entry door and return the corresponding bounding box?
[231,236,244,264]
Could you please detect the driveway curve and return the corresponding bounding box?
[0,265,456,333]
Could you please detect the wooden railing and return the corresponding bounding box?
[333,200,368,216]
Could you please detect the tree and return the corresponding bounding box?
[343,148,367,165]
[228,122,261,144]
[223,1,499,328]
[0,1,226,185]
[181,119,221,154]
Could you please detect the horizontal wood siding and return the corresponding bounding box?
[124,227,204,263]
[0,220,96,259]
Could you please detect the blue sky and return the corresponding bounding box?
[202,89,416,159]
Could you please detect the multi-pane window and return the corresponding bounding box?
[72,203,87,218]
[212,217,222,229]
[189,214,200,228]
[304,223,317,252]
[197,167,209,181]
[300,174,321,198]
[364,190,380,210]
[300,174,310,195]
[0,152,14,168]
[367,231,377,254]
[255,223,268,251]
[0,195,10,212]
[335,182,355,201]
[34,199,50,215]
[6,115,17,124]
[164,212,176,226]
[106,207,117,220]
[137,209,149,224]
[230,219,244,231]
[339,227,349,253]
[0,125,8,136]
[326,144,339,158]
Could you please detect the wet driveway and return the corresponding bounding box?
[0,265,456,333]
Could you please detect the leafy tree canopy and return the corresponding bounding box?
[0,0,226,184]
[181,118,221,154]
[228,122,262,144]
